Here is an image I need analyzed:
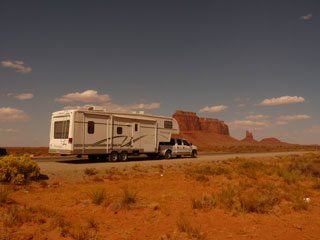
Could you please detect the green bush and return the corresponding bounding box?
[0,154,40,185]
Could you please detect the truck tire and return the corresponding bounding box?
[164,150,172,159]
[191,150,197,158]
[119,151,128,161]
[109,152,119,162]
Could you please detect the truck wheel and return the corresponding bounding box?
[119,151,128,161]
[164,150,172,159]
[109,152,119,162]
[191,150,197,158]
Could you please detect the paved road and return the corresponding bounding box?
[35,151,313,179]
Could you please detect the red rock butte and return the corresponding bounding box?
[172,110,289,148]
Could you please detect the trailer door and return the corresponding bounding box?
[132,122,140,150]
[84,114,109,154]
[139,119,157,153]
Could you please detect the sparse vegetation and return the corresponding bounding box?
[112,187,138,210]
[89,188,106,205]
[0,154,40,184]
[176,216,207,240]
[191,195,215,210]
[0,186,11,204]
[84,168,98,176]
[2,205,31,227]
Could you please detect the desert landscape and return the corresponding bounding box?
[2,1,320,240]
[1,152,320,240]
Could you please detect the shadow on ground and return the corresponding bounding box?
[57,156,173,164]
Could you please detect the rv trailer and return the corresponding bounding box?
[49,106,179,161]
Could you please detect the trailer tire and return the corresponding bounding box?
[164,150,172,159]
[88,155,98,161]
[191,150,197,158]
[109,152,119,162]
[147,153,157,159]
[119,151,128,161]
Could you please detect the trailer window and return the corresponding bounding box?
[117,127,122,135]
[88,121,94,134]
[54,120,70,139]
[164,121,173,129]
[135,124,138,132]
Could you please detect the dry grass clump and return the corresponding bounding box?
[89,188,106,205]
[111,187,138,210]
[185,164,229,182]
[83,168,98,176]
[2,205,32,227]
[191,195,215,210]
[176,216,207,240]
[0,186,11,204]
[0,154,40,184]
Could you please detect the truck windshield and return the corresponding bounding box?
[54,120,70,139]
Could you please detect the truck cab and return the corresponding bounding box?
[159,138,197,159]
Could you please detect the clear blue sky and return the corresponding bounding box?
[1,0,320,146]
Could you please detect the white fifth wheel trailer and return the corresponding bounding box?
[48,106,179,161]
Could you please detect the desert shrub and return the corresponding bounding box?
[237,160,267,179]
[0,154,40,185]
[176,217,207,240]
[83,168,98,176]
[281,170,301,184]
[191,195,216,210]
[185,165,229,182]
[0,186,11,204]
[89,188,106,205]
[287,163,320,178]
[2,205,31,227]
[239,190,281,213]
[215,186,238,210]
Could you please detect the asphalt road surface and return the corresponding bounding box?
[34,151,313,179]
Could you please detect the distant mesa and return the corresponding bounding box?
[172,110,290,148]
[172,110,229,135]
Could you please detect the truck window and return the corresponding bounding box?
[170,139,175,145]
[88,121,94,134]
[164,121,173,129]
[54,120,70,139]
[117,127,123,135]
[182,140,190,146]
[177,139,182,145]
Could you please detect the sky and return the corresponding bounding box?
[1,0,320,146]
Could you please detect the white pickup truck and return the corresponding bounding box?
[159,138,198,159]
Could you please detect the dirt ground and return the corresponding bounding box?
[1,153,320,240]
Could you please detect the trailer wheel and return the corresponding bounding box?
[88,155,98,161]
[164,150,172,159]
[191,150,197,158]
[109,152,119,162]
[147,153,157,159]
[119,151,128,161]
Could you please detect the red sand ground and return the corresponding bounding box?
[1,154,320,240]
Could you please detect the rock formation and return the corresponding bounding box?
[172,110,229,135]
[241,131,259,144]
